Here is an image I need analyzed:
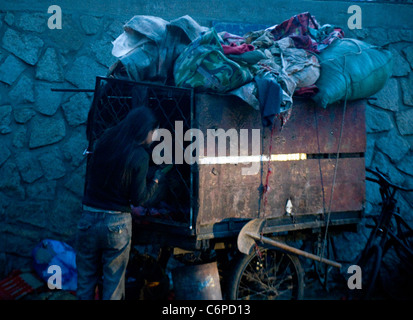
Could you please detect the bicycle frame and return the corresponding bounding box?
[364,168,413,254]
[362,176,396,254]
[355,168,413,299]
[388,212,413,260]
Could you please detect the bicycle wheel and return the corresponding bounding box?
[227,247,305,300]
[379,241,413,300]
[352,244,382,300]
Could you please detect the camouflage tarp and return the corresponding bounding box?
[173,28,253,93]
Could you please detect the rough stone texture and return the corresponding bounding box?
[371,151,406,185]
[62,130,88,166]
[400,72,413,106]
[402,45,413,69]
[46,16,85,52]
[51,190,82,237]
[369,78,399,112]
[29,115,66,149]
[0,55,27,85]
[2,28,44,65]
[4,12,14,26]
[26,180,57,201]
[390,48,411,77]
[35,48,64,82]
[64,165,86,197]
[0,49,5,64]
[0,105,12,134]
[16,13,47,33]
[0,160,24,199]
[396,109,413,136]
[13,105,36,124]
[34,81,64,116]
[365,105,393,133]
[80,15,101,35]
[6,202,48,231]
[65,56,108,89]
[15,151,43,183]
[376,130,411,164]
[12,126,26,148]
[397,153,413,176]
[0,141,11,166]
[89,36,117,68]
[9,75,35,104]
[61,93,91,126]
[0,225,43,257]
[331,229,368,263]
[38,147,66,180]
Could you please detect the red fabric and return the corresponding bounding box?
[222,43,255,55]
[294,85,319,98]
[270,12,319,40]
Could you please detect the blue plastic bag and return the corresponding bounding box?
[32,239,77,291]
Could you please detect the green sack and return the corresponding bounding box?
[312,38,393,108]
[173,28,252,93]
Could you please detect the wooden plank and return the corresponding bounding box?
[263,99,366,154]
[194,93,366,231]
[196,157,365,227]
[195,94,366,155]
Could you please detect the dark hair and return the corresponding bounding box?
[92,106,158,187]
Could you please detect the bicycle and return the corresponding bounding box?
[353,167,413,300]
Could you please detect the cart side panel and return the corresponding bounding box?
[195,94,366,155]
[197,158,365,226]
[195,94,366,232]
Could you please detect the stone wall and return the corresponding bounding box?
[0,10,126,275]
[0,1,412,277]
[333,30,413,263]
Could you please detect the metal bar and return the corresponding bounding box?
[51,88,95,92]
[246,231,342,268]
[189,88,195,231]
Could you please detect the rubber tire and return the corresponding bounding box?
[227,247,305,300]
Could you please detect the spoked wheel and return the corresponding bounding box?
[227,247,305,300]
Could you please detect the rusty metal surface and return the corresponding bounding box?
[264,99,366,154]
[194,94,366,230]
[195,94,366,155]
[197,158,365,227]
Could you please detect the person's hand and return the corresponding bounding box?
[153,169,165,184]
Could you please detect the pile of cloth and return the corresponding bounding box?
[108,12,392,127]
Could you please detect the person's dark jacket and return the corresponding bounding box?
[82,145,157,212]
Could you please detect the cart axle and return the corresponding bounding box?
[237,219,342,269]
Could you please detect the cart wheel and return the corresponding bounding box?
[227,247,305,300]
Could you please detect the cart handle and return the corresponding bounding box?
[246,232,342,269]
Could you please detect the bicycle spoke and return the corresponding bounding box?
[236,250,297,300]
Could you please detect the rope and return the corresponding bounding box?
[263,121,277,211]
[319,55,348,262]
[257,118,279,241]
[313,105,327,220]
[257,124,265,219]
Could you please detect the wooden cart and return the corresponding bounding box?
[86,76,366,299]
